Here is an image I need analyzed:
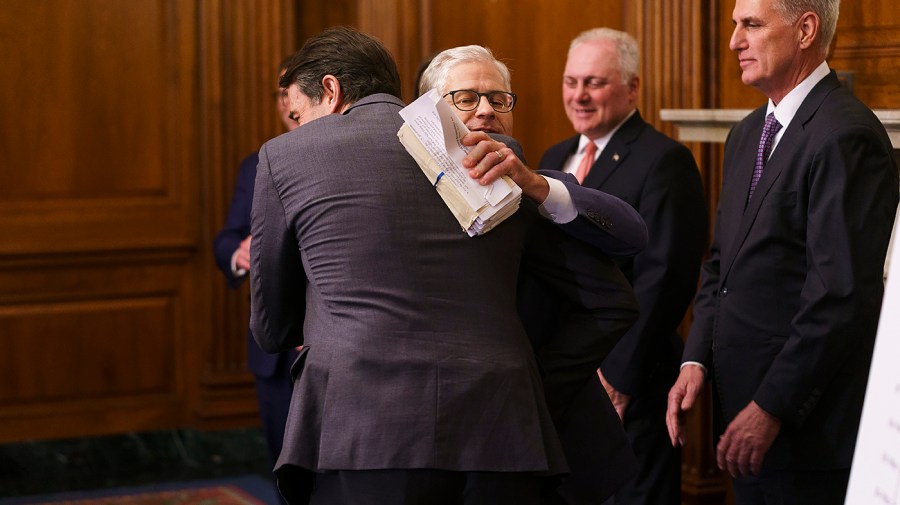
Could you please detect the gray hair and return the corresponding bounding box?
[569,28,640,84]
[772,0,840,55]
[418,45,512,97]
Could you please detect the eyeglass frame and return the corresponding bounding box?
[443,89,517,113]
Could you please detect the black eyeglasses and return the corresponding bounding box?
[443,89,517,113]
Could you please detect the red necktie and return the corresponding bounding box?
[575,141,597,184]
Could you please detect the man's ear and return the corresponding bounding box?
[798,11,819,50]
[627,75,640,102]
[321,75,344,113]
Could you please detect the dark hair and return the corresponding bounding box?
[278,26,402,104]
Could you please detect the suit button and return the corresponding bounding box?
[720,287,728,296]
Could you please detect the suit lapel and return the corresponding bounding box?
[718,73,841,281]
[581,111,643,189]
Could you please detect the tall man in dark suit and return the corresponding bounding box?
[539,28,708,505]
[213,59,300,479]
[419,43,649,503]
[251,27,644,505]
[666,1,898,504]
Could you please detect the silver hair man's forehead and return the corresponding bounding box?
[418,45,512,97]
[568,27,640,83]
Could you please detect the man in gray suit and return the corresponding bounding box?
[251,27,642,505]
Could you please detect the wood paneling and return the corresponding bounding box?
[830,4,900,108]
[0,250,190,442]
[0,0,299,442]
[0,0,197,255]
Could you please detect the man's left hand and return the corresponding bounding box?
[716,401,781,477]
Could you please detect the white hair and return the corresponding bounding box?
[569,27,640,83]
[418,45,512,97]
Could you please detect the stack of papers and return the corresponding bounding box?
[397,89,522,237]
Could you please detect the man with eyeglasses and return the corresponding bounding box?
[419,45,645,504]
[417,45,515,136]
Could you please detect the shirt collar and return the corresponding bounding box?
[767,61,830,129]
[577,108,636,154]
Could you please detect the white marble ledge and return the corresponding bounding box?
[660,108,900,148]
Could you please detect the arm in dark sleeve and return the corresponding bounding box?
[541,169,648,257]
[213,153,258,288]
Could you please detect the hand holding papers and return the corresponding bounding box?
[398,89,522,236]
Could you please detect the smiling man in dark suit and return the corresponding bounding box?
[250,27,648,505]
[539,28,708,505]
[666,1,898,504]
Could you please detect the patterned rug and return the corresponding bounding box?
[0,475,279,505]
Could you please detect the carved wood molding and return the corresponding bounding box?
[660,108,900,148]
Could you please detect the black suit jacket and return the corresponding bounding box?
[684,71,898,471]
[540,111,708,396]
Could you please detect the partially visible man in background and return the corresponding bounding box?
[420,44,647,504]
[213,56,299,498]
[540,28,708,505]
[667,1,898,504]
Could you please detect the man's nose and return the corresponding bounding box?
[475,96,496,116]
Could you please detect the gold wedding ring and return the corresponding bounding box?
[495,150,504,161]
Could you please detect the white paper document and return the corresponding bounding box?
[845,217,900,505]
[397,89,521,236]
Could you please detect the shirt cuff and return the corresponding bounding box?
[681,361,708,376]
[537,176,577,224]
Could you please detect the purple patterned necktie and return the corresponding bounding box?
[748,112,782,202]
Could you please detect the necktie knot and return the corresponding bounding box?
[748,112,782,201]
[575,141,598,184]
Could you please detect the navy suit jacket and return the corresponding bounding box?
[684,71,898,471]
[539,111,708,396]
[213,152,297,379]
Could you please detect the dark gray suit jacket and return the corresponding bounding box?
[250,94,640,501]
[684,71,898,471]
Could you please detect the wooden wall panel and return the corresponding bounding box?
[0,0,202,442]
[0,0,197,255]
[830,4,900,108]
[0,251,189,443]
[0,0,301,442]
